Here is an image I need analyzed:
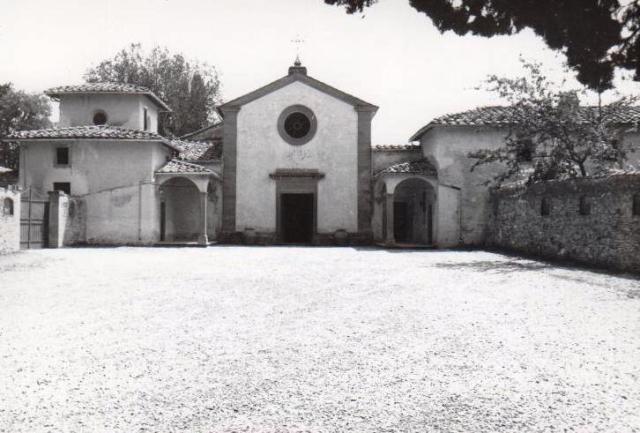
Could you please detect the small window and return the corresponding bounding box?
[93,111,107,125]
[56,147,70,166]
[541,197,551,216]
[53,182,71,195]
[143,107,149,131]
[579,195,591,216]
[633,193,640,216]
[2,198,13,216]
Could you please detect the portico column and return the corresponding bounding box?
[199,191,208,245]
[385,192,395,245]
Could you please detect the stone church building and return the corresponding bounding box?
[11,60,640,248]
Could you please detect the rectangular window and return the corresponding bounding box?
[53,182,71,195]
[56,147,70,166]
[143,107,149,131]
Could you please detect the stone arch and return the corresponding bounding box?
[391,177,436,244]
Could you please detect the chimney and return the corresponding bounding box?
[288,56,307,76]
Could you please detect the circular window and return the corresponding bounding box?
[277,105,317,145]
[93,111,107,126]
[284,112,311,138]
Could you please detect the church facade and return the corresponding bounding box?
[216,60,377,244]
[11,61,640,248]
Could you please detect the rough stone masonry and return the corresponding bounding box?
[487,173,640,273]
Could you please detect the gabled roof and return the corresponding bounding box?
[217,65,378,115]
[7,125,180,151]
[376,158,438,178]
[46,82,171,112]
[409,105,640,141]
[155,159,216,175]
[170,138,222,161]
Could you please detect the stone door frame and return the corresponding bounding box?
[270,170,324,244]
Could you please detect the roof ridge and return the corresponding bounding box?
[46,82,152,93]
[373,143,421,151]
[45,82,171,112]
[410,104,640,141]
[156,158,217,175]
[376,157,438,177]
[218,72,377,113]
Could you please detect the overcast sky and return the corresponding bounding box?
[1,0,638,143]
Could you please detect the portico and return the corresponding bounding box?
[374,159,438,246]
[156,159,220,245]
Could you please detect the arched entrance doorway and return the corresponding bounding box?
[155,158,220,245]
[375,158,438,246]
[392,177,435,244]
[159,177,203,242]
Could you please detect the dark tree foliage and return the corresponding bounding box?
[0,83,52,171]
[324,0,640,92]
[85,44,222,137]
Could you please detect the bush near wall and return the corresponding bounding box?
[0,187,20,254]
[487,174,640,273]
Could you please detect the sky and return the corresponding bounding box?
[1,0,639,143]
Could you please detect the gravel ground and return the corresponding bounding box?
[0,247,639,433]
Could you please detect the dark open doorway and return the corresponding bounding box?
[280,193,314,244]
[391,178,436,245]
[393,201,412,243]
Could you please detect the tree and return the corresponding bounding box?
[324,0,640,92]
[0,83,52,171]
[85,44,222,137]
[467,61,637,185]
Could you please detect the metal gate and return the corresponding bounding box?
[20,189,49,249]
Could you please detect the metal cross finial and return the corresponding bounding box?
[291,35,305,65]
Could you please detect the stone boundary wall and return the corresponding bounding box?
[487,174,640,273]
[0,186,20,254]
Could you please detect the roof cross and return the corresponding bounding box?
[291,35,305,65]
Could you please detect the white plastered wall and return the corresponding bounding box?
[20,139,170,244]
[420,126,506,246]
[59,94,160,133]
[234,80,359,233]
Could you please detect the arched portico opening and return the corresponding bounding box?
[155,159,220,245]
[374,158,439,246]
[392,177,435,245]
[159,177,203,242]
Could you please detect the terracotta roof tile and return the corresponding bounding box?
[9,125,166,141]
[156,159,214,174]
[45,82,171,111]
[171,138,222,161]
[373,144,421,152]
[47,83,151,94]
[376,159,437,178]
[410,105,640,141]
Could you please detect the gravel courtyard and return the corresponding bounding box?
[0,247,639,433]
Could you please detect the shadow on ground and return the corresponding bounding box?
[435,260,551,273]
